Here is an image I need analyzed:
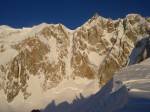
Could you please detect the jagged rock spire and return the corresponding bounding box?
[93,12,100,19]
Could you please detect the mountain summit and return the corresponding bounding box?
[0,14,150,112]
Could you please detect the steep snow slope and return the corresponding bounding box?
[0,77,99,112]
[71,58,150,112]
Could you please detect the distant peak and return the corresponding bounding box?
[125,14,142,19]
[33,22,49,29]
[94,12,100,17]
[0,25,13,29]
[37,22,49,26]
[87,12,101,23]
[92,12,100,19]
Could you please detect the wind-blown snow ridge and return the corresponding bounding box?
[70,58,150,112]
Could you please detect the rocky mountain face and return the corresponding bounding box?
[0,14,150,105]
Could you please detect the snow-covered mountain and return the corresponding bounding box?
[0,14,150,112]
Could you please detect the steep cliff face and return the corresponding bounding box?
[0,14,150,109]
[72,14,150,86]
[0,23,74,102]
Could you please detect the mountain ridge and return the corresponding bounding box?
[0,13,150,112]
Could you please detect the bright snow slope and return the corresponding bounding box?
[0,77,99,112]
[70,58,150,112]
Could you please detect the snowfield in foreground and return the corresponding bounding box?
[0,77,100,112]
[71,58,150,112]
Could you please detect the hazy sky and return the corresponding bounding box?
[0,0,150,29]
